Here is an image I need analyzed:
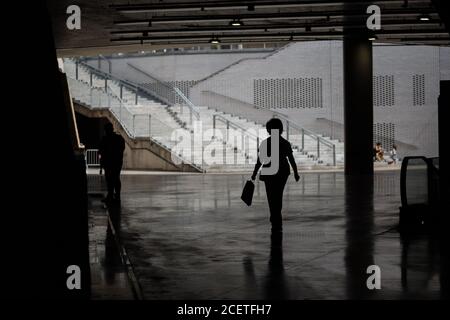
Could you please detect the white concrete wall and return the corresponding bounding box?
[190,41,449,158]
[88,42,450,158]
[87,51,269,82]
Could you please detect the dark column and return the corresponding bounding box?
[343,37,374,176]
[7,2,90,299]
[439,81,450,202]
[345,175,375,299]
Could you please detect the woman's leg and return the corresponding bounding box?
[265,176,288,232]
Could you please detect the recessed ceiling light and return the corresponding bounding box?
[209,36,220,44]
[229,19,243,26]
[419,14,430,21]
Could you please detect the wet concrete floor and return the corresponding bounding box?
[88,171,449,299]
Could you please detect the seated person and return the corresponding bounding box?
[389,144,398,164]
[375,142,384,162]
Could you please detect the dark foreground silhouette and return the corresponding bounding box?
[99,123,125,203]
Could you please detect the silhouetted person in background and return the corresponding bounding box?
[99,123,125,203]
[252,118,300,233]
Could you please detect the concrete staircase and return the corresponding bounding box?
[171,104,344,171]
[64,59,202,171]
[64,58,343,172]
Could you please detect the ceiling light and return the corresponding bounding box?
[209,36,220,44]
[229,19,243,27]
[419,14,430,21]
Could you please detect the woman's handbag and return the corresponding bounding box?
[241,180,255,206]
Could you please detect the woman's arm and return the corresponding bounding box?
[251,156,262,181]
[287,152,300,181]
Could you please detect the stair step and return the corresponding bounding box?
[65,58,345,172]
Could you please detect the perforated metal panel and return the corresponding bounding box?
[373,75,395,107]
[413,74,425,106]
[142,80,197,104]
[253,78,323,109]
[373,123,396,151]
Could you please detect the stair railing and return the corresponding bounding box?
[127,63,200,125]
[270,111,336,166]
[213,114,263,161]
[65,61,204,172]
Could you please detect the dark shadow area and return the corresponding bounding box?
[400,231,450,299]
[103,203,122,285]
[344,175,376,299]
[76,114,110,150]
[263,232,290,300]
[8,2,90,299]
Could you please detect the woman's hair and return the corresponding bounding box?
[266,118,284,135]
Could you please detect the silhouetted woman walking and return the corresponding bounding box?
[251,118,300,233]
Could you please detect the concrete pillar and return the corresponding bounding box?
[343,36,374,175]
[439,81,450,203]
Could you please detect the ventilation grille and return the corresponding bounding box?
[141,80,197,104]
[373,75,395,107]
[253,78,323,109]
[373,123,396,151]
[413,74,425,106]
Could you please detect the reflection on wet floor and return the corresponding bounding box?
[88,171,449,299]
[88,197,134,300]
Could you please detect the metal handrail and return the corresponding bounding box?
[77,60,143,99]
[269,110,336,166]
[67,73,203,172]
[98,55,112,74]
[213,114,260,140]
[67,75,135,138]
[213,114,263,159]
[174,87,200,120]
[214,108,336,165]
[270,110,335,148]
[127,62,200,122]
[200,89,331,145]
[105,81,152,137]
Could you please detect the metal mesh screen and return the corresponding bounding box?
[373,122,396,151]
[253,78,323,109]
[373,75,395,107]
[413,74,425,106]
